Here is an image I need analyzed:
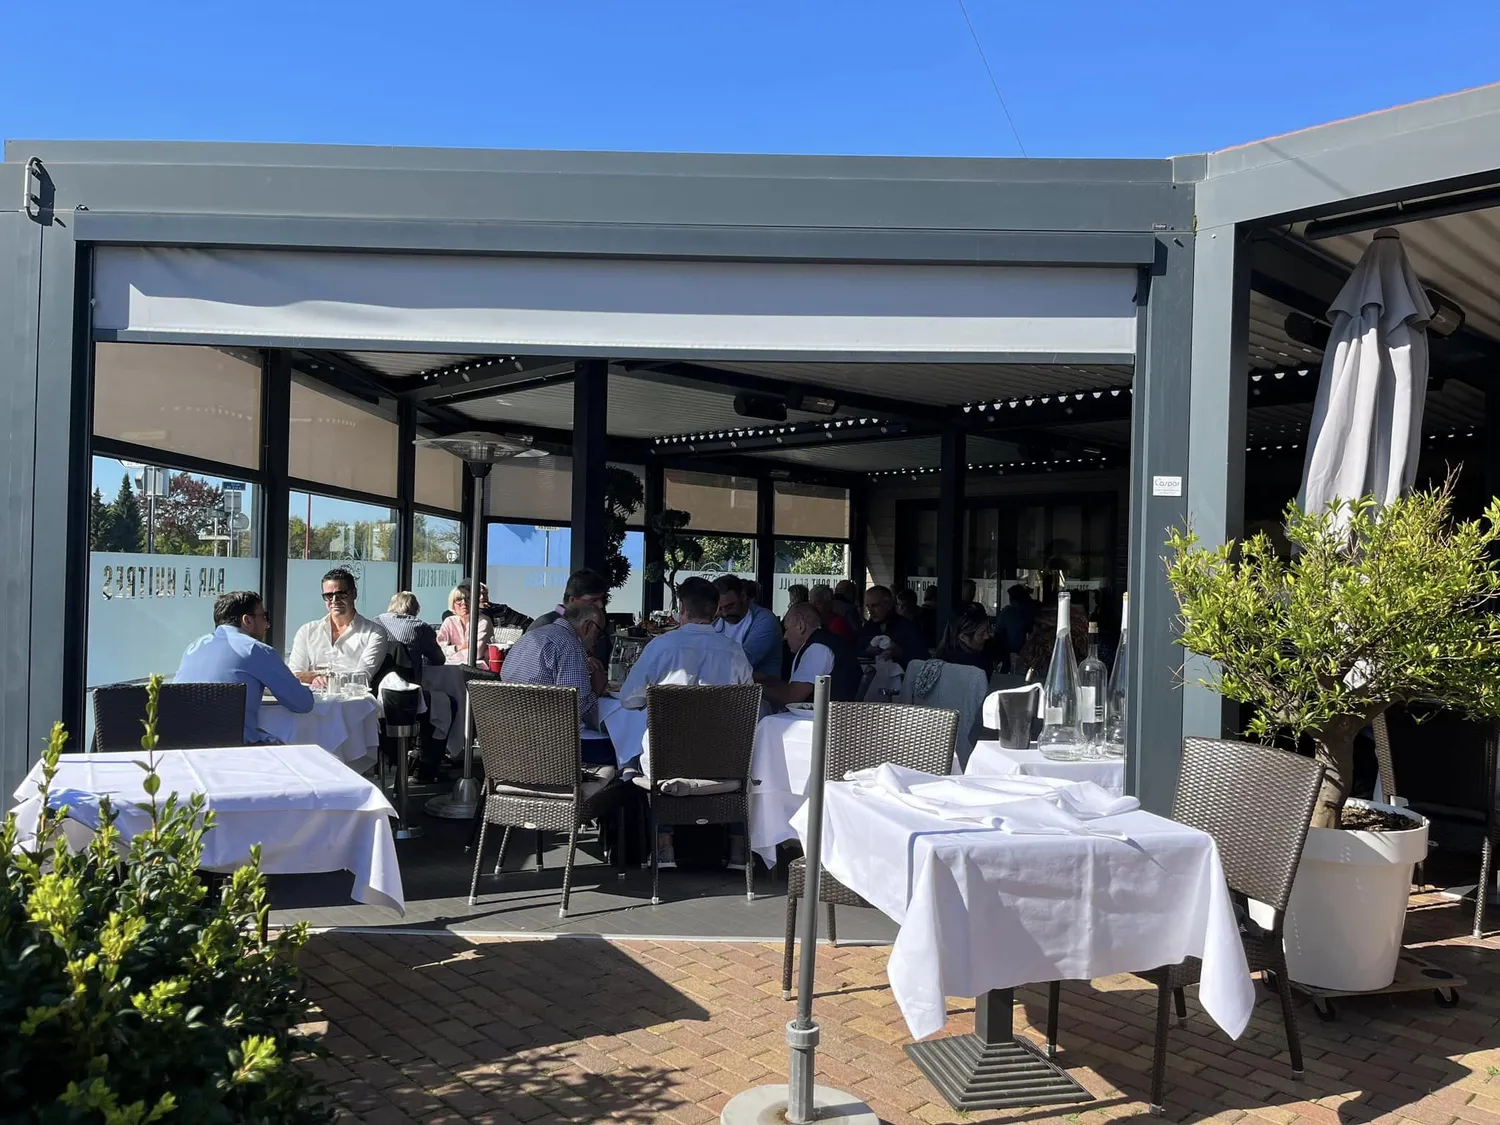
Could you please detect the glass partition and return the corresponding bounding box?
[666,535,755,609]
[286,491,399,637]
[771,539,850,613]
[86,455,264,700]
[485,522,646,620]
[413,513,465,624]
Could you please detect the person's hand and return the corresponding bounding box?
[294,671,319,684]
[587,657,604,676]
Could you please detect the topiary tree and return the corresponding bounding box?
[0,676,334,1122]
[603,467,645,593]
[642,509,703,610]
[1166,482,1500,829]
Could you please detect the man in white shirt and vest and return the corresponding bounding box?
[289,567,390,686]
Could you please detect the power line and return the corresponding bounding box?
[956,0,1028,157]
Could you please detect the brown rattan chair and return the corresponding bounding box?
[92,682,248,751]
[1048,736,1323,1115]
[467,681,623,917]
[639,683,763,905]
[781,702,960,999]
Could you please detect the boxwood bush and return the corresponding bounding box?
[0,676,334,1123]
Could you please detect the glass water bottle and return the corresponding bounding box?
[1077,621,1108,752]
[1037,591,1082,759]
[1102,592,1130,757]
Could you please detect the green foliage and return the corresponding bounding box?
[97,476,145,553]
[0,676,334,1123]
[780,539,847,576]
[642,509,704,607]
[1167,484,1500,826]
[412,514,462,565]
[603,468,645,592]
[89,489,114,552]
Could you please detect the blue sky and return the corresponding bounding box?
[3,1,1497,159]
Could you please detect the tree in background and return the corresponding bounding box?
[88,487,113,551]
[643,509,704,609]
[697,536,754,573]
[103,475,144,552]
[603,467,645,592]
[412,513,462,564]
[153,473,227,557]
[781,539,846,576]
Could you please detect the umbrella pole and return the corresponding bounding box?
[719,675,875,1125]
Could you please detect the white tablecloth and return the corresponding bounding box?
[600,697,650,771]
[966,742,1126,796]
[260,695,380,767]
[748,712,816,866]
[797,779,1252,1042]
[11,746,404,914]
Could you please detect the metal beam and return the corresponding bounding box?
[936,427,966,635]
[396,399,416,590]
[402,356,578,404]
[643,463,665,616]
[571,360,609,576]
[262,354,293,649]
[756,479,775,609]
[619,361,950,425]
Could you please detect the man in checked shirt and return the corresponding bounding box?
[500,601,612,771]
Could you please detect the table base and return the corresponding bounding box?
[904,990,1090,1111]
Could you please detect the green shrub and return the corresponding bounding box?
[0,676,334,1123]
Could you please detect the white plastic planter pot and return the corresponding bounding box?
[1281,798,1429,992]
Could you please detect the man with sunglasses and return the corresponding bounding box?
[176,589,314,744]
[289,567,391,685]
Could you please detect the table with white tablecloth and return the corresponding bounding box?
[260,695,380,768]
[795,773,1252,1047]
[747,711,817,866]
[11,745,405,914]
[965,741,1125,796]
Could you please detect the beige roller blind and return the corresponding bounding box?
[415,443,464,512]
[487,455,573,523]
[289,378,398,496]
[665,470,757,534]
[774,482,849,538]
[93,343,262,469]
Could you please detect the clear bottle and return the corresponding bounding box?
[1077,621,1108,752]
[1103,592,1130,757]
[1037,590,1082,759]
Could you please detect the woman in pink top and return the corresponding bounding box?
[436,583,493,663]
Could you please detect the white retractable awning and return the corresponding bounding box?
[93,246,1140,360]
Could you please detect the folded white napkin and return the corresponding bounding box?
[843,764,1138,838]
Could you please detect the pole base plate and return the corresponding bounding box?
[425,776,481,820]
[905,1033,1091,1110]
[720,1084,878,1125]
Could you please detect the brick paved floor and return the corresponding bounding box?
[297,892,1500,1125]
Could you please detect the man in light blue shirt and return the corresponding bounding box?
[711,574,783,680]
[176,590,314,744]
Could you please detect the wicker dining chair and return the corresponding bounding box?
[467,681,624,917]
[92,682,248,751]
[781,702,960,1000]
[1048,737,1323,1115]
[639,683,763,905]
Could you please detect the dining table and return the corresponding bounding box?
[793,768,1253,1110]
[260,693,381,768]
[11,745,406,914]
[965,741,1126,795]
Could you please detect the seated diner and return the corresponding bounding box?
[435,582,494,664]
[502,602,612,769]
[756,601,862,707]
[288,567,390,683]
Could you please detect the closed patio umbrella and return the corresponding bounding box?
[1299,228,1433,527]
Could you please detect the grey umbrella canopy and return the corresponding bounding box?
[1299,228,1433,527]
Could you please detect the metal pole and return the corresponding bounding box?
[788,673,832,1124]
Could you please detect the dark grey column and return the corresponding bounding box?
[1488,384,1500,499]
[1128,231,1197,814]
[848,481,869,591]
[0,205,46,795]
[936,426,966,635]
[396,398,416,590]
[262,353,292,649]
[756,478,775,607]
[643,462,665,615]
[570,359,608,576]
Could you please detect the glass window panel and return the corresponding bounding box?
[86,455,264,745]
[287,491,399,635]
[772,539,849,614]
[613,463,647,529]
[664,470,757,535]
[415,443,464,512]
[289,378,399,497]
[412,513,465,624]
[774,482,849,539]
[667,535,755,609]
[483,523,647,619]
[93,343,262,469]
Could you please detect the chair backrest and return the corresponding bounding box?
[897,660,988,769]
[824,702,958,780]
[1174,738,1324,915]
[468,681,580,789]
[1375,705,1498,818]
[646,684,762,781]
[92,682,248,751]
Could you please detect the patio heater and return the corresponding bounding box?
[414,432,546,820]
[721,675,876,1125]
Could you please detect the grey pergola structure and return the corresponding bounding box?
[0,141,1197,807]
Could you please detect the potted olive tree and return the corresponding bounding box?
[1166,484,1500,991]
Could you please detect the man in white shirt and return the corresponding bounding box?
[756,602,862,707]
[617,576,753,870]
[289,568,390,685]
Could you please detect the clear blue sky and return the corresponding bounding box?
[3,1,1497,159]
